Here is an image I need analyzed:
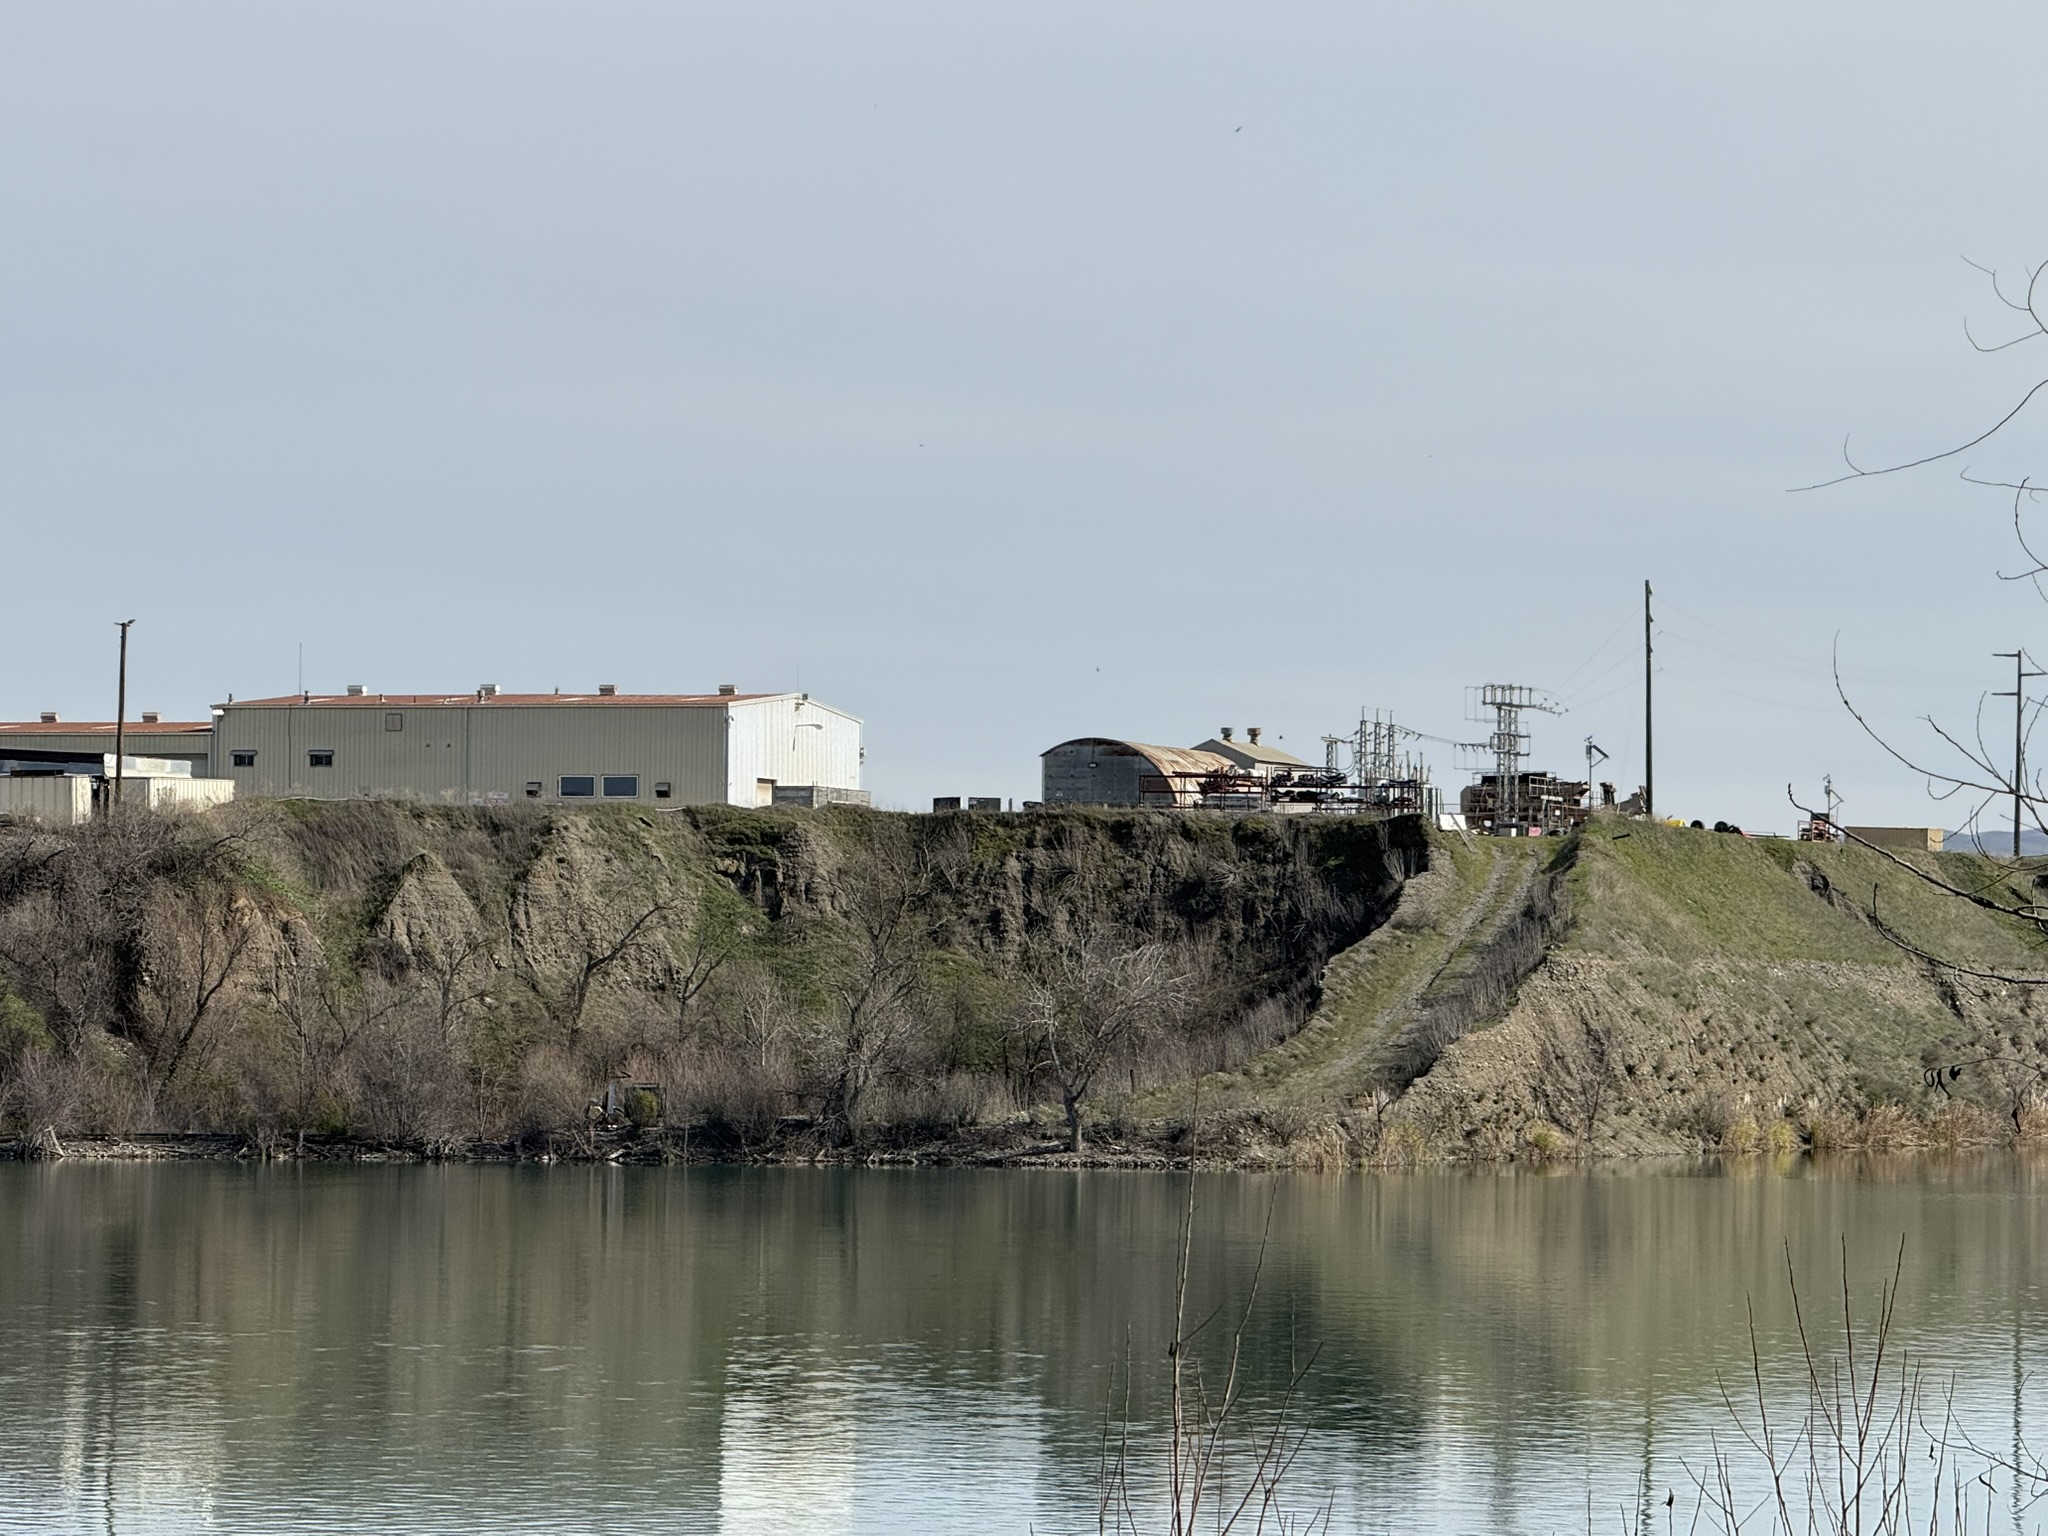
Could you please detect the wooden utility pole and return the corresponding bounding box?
[113,619,135,815]
[1994,649,2043,858]
[1643,581,1654,818]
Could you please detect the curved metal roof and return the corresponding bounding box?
[1041,738,1236,778]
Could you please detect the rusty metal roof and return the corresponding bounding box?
[1042,738,1237,778]
[0,720,212,735]
[222,692,776,709]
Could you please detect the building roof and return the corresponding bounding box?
[1042,738,1237,778]
[220,691,780,709]
[0,719,212,736]
[1191,737,1312,769]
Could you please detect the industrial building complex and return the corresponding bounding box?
[1039,688,1602,834]
[0,683,867,822]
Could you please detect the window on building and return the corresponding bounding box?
[602,775,639,798]
[525,782,543,798]
[308,750,334,768]
[231,750,256,768]
[654,781,672,799]
[559,776,596,797]
[756,778,777,806]
[384,713,403,732]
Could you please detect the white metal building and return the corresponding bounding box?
[209,685,864,807]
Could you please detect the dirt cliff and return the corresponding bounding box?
[3,800,2039,1163]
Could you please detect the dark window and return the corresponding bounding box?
[602,775,639,798]
[308,750,334,768]
[654,781,672,799]
[384,713,403,732]
[525,782,543,798]
[559,776,596,797]
[231,750,256,768]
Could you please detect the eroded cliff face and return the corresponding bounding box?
[0,801,1417,1149]
[7,799,2033,1162]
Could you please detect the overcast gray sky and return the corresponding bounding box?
[6,1,2048,830]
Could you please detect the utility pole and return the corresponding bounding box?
[113,619,135,815]
[1643,581,1654,818]
[1994,649,2043,858]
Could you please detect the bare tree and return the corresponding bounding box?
[665,894,744,1042]
[1798,260,2048,838]
[817,830,949,1142]
[1797,256,2048,975]
[132,881,264,1108]
[1019,924,1188,1154]
[511,892,678,1049]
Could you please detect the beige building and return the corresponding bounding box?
[1190,726,1312,778]
[210,685,864,807]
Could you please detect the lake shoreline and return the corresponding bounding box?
[5,1117,2022,1169]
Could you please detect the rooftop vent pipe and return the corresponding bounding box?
[345,684,365,697]
[478,683,499,698]
[1220,726,1233,741]
[39,711,57,723]
[1248,726,1262,745]
[597,683,618,696]
[718,683,737,696]
[141,712,160,724]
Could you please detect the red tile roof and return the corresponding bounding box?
[221,692,774,708]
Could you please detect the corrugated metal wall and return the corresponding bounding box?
[122,777,236,812]
[723,697,863,806]
[0,778,94,824]
[1041,742,1148,805]
[210,696,860,806]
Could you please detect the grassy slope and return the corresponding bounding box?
[1223,817,2048,1157]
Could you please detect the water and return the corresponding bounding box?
[2,1158,2045,1534]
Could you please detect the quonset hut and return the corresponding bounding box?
[1039,738,1235,808]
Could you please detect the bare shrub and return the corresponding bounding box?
[1534,1011,1622,1146]
[350,989,466,1142]
[515,1045,589,1140]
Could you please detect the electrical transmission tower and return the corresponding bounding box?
[1471,684,1565,834]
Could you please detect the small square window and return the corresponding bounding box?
[559,776,596,797]
[602,775,639,798]
[525,782,543,798]
[654,781,672,799]
[384,712,403,732]
[308,750,334,768]
[231,750,256,768]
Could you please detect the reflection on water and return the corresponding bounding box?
[0,1158,2043,1534]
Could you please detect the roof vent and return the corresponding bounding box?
[345,684,365,697]
[141,711,160,724]
[39,711,57,723]
[1248,726,1262,745]
[478,683,499,698]
[597,683,618,697]
[1220,726,1233,741]
[718,683,737,696]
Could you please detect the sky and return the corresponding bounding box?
[5,2,2048,831]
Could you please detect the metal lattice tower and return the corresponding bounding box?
[1471,684,1564,834]
[1347,710,1437,818]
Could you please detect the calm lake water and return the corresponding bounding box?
[1,1157,2044,1535]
